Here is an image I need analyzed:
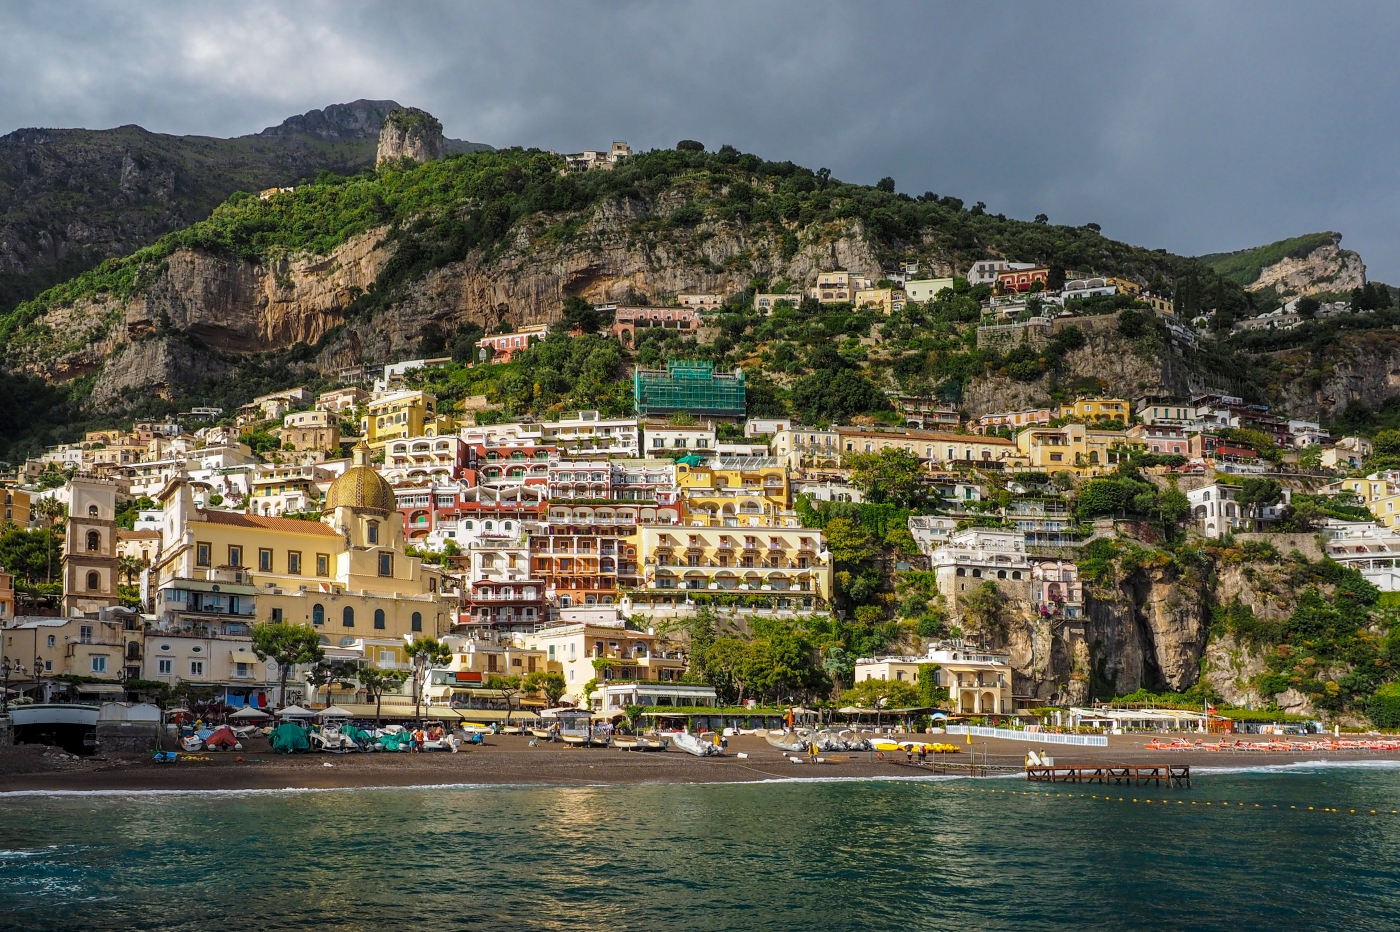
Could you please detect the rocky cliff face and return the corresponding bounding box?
[376,108,445,165]
[0,100,490,317]
[1249,235,1366,297]
[1257,329,1400,419]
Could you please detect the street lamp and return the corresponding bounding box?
[1,659,24,714]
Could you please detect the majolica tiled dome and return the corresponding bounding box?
[324,442,394,514]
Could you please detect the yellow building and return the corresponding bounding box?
[1329,477,1397,504]
[360,390,454,449]
[4,616,144,685]
[1058,397,1131,423]
[154,443,454,648]
[1016,423,1144,477]
[276,409,341,453]
[0,486,32,527]
[853,287,900,315]
[635,524,832,605]
[524,622,687,705]
[1369,493,1400,529]
[676,456,790,524]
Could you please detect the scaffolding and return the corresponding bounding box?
[633,360,746,417]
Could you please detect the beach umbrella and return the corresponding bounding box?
[229,707,270,720]
[277,704,315,718]
[838,706,864,715]
[315,705,354,719]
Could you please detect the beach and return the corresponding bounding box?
[3,732,1398,793]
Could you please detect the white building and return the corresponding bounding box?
[1324,521,1400,592]
[539,412,641,458]
[853,642,1012,715]
[903,277,956,302]
[907,515,958,555]
[745,418,792,437]
[930,528,1031,600]
[965,260,1035,287]
[645,424,716,455]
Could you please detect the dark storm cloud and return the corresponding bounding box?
[4,1,1400,277]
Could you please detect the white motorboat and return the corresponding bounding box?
[671,731,724,757]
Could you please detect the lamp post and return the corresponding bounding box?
[1,659,23,715]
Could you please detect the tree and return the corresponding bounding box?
[840,677,920,712]
[356,666,408,724]
[306,661,355,707]
[525,670,567,707]
[876,176,896,193]
[32,497,66,585]
[958,582,1007,646]
[790,368,891,423]
[561,296,603,334]
[849,448,926,508]
[1238,477,1284,524]
[486,674,524,725]
[917,664,947,708]
[676,139,705,152]
[405,636,452,719]
[1296,296,1320,320]
[1373,429,1400,458]
[117,553,148,585]
[251,623,324,707]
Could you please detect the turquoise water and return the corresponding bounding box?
[2,764,1399,931]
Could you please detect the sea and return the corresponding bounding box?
[1,763,1398,931]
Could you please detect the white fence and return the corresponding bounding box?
[946,725,1108,747]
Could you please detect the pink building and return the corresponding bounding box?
[610,306,701,345]
[477,324,550,364]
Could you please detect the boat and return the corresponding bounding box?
[500,725,526,735]
[180,731,208,752]
[765,730,809,752]
[671,731,724,757]
[613,736,665,751]
[530,727,555,740]
[309,723,359,753]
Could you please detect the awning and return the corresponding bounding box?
[76,684,126,697]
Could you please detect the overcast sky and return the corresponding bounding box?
[5,1,1400,278]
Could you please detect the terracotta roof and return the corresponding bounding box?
[201,510,339,536]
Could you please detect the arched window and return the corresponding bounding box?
[87,571,99,590]
[342,606,354,627]
[367,522,379,545]
[312,603,325,625]
[88,504,98,517]
[86,531,100,552]
[374,609,385,630]
[411,611,422,633]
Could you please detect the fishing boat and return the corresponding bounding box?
[530,727,555,740]
[613,735,666,751]
[500,725,527,735]
[671,731,724,757]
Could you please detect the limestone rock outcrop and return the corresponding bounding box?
[376,108,445,165]
[1249,233,1365,297]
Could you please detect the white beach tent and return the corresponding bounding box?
[229,707,271,720]
[277,705,315,718]
[315,706,355,719]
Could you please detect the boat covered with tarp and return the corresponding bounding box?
[270,722,310,753]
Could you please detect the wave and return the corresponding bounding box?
[1193,758,1400,776]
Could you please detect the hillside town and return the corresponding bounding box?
[2,265,1397,731]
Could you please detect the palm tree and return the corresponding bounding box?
[32,498,67,585]
[117,554,148,586]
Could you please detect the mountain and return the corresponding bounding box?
[0,100,491,316]
[7,110,1400,458]
[1199,231,1366,300]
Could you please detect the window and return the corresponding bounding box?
[86,530,100,552]
[190,661,204,676]
[87,571,100,591]
[228,546,243,567]
[312,603,325,625]
[316,553,330,577]
[367,521,379,545]
[342,606,354,627]
[411,611,422,633]
[158,659,172,675]
[259,548,273,572]
[374,609,386,630]
[236,663,251,678]
[46,635,55,648]
[88,504,99,517]
[288,551,301,574]
[271,608,283,622]
[91,656,107,674]
[378,553,393,577]
[197,542,212,567]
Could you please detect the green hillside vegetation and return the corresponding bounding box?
[1198,232,1338,287]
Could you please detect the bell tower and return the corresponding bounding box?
[62,476,120,615]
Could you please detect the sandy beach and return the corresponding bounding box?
[2,732,1397,793]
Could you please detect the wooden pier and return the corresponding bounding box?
[1026,765,1190,788]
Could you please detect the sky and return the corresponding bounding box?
[4,1,1400,278]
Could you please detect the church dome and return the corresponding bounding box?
[325,442,395,514]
